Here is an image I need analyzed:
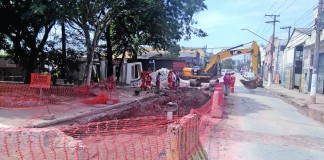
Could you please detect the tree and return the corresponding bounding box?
[57,0,115,85]
[0,0,58,83]
[222,58,234,69]
[106,0,207,81]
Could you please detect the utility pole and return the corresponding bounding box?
[265,14,280,88]
[310,0,323,104]
[280,26,292,41]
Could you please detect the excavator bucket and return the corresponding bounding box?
[240,77,262,89]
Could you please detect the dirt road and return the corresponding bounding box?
[205,74,324,160]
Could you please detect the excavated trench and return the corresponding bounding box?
[55,87,211,127]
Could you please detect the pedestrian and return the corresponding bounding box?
[223,72,231,96]
[156,72,161,94]
[51,68,59,85]
[230,72,236,92]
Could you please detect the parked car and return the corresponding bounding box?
[221,69,234,76]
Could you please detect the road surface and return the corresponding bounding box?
[205,74,324,160]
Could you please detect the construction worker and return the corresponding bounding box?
[172,71,177,90]
[140,72,147,90]
[230,72,236,92]
[52,68,59,85]
[168,70,173,89]
[145,72,152,92]
[223,72,231,96]
[156,72,161,94]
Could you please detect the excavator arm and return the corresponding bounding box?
[203,41,260,75]
[181,41,261,87]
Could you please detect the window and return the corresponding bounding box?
[279,45,285,51]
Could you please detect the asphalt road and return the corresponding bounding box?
[205,74,324,160]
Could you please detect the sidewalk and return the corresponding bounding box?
[264,81,324,124]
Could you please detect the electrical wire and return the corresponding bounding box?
[291,4,317,27]
[256,0,280,36]
[279,0,297,15]
[266,0,280,14]
[272,0,289,14]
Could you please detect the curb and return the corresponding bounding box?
[25,94,160,128]
[267,89,324,124]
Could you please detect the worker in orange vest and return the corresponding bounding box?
[230,72,236,92]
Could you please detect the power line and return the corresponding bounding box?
[279,0,297,14]
[266,0,280,14]
[257,0,280,37]
[272,0,289,14]
[291,4,317,27]
[285,22,314,45]
[280,26,292,40]
[293,14,314,27]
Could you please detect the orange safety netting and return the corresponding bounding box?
[81,91,120,105]
[0,87,224,160]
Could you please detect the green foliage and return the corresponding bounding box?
[0,0,208,84]
[0,0,59,83]
[222,58,234,69]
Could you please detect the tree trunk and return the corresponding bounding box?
[84,49,94,85]
[24,64,35,84]
[61,21,67,79]
[105,25,114,78]
[116,42,128,83]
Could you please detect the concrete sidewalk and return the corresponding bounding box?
[264,81,324,124]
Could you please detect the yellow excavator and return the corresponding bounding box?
[182,41,262,87]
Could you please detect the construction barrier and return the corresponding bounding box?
[165,114,208,160]
[0,114,209,160]
[0,82,223,160]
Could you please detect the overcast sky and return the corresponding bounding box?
[180,0,317,54]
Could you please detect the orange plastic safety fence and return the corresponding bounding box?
[0,84,90,109]
[0,116,189,160]
[0,89,216,160]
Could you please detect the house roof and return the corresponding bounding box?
[285,28,312,48]
[179,52,199,58]
[295,28,312,36]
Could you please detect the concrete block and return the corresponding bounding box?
[43,114,55,120]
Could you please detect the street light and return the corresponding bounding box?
[241,29,272,44]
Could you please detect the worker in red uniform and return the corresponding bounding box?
[156,72,161,94]
[230,72,236,92]
[223,72,231,96]
[140,72,147,90]
[168,70,176,90]
[145,72,152,92]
